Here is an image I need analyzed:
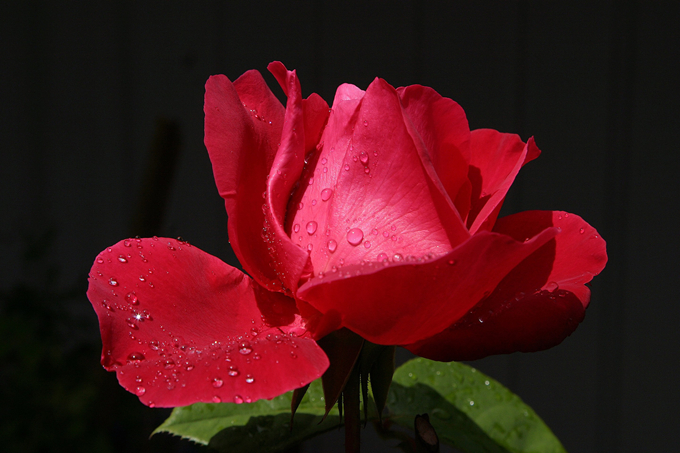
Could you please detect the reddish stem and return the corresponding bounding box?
[343,364,361,453]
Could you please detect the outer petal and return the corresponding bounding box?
[286,77,468,278]
[405,211,607,361]
[297,226,558,345]
[87,238,328,407]
[397,85,473,221]
[204,71,285,291]
[258,62,331,293]
[466,129,541,233]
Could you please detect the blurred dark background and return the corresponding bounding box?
[1,1,678,452]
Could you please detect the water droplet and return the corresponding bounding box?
[124,240,131,247]
[239,344,253,355]
[163,359,176,369]
[97,257,104,264]
[321,188,333,201]
[306,243,313,252]
[135,386,146,396]
[363,120,368,127]
[546,281,559,292]
[344,164,350,171]
[118,255,128,263]
[308,177,314,185]
[323,239,336,253]
[228,367,240,377]
[127,352,145,362]
[293,224,300,233]
[306,221,318,235]
[364,241,371,249]
[579,228,585,234]
[448,259,457,265]
[212,377,224,388]
[245,375,255,384]
[377,252,388,262]
[347,228,364,246]
[364,168,370,174]
[125,292,139,305]
[212,396,222,403]
[139,275,146,282]
[321,157,328,165]
[148,340,160,351]
[185,364,195,371]
[469,400,475,406]
[108,277,119,287]
[359,152,369,164]
[298,202,304,210]
[234,395,244,404]
[135,376,143,383]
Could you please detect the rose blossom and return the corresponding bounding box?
[87,62,606,407]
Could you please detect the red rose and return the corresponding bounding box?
[87,62,606,407]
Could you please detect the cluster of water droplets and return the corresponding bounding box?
[92,237,304,403]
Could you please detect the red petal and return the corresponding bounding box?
[204,71,285,291]
[397,85,473,221]
[466,130,541,233]
[285,77,468,279]
[405,211,607,361]
[87,238,328,407]
[297,226,558,345]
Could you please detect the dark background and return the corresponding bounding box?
[2,1,678,452]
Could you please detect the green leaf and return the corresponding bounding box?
[389,358,567,453]
[155,358,566,453]
[153,378,339,447]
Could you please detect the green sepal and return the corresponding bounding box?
[317,328,364,419]
[368,345,396,421]
[289,383,310,428]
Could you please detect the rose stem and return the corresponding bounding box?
[343,363,361,453]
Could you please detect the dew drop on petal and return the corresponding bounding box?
[306,221,318,235]
[125,292,139,305]
[546,281,559,292]
[344,164,350,171]
[108,278,119,287]
[118,255,128,263]
[135,386,146,396]
[234,395,244,404]
[579,228,585,234]
[377,252,388,262]
[321,188,333,201]
[364,241,371,249]
[347,228,364,246]
[293,224,300,233]
[327,239,337,253]
[127,352,145,362]
[228,367,240,377]
[212,378,224,388]
[239,344,253,355]
[393,253,403,262]
[97,257,104,264]
[212,396,222,403]
[321,157,328,165]
[245,375,255,384]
